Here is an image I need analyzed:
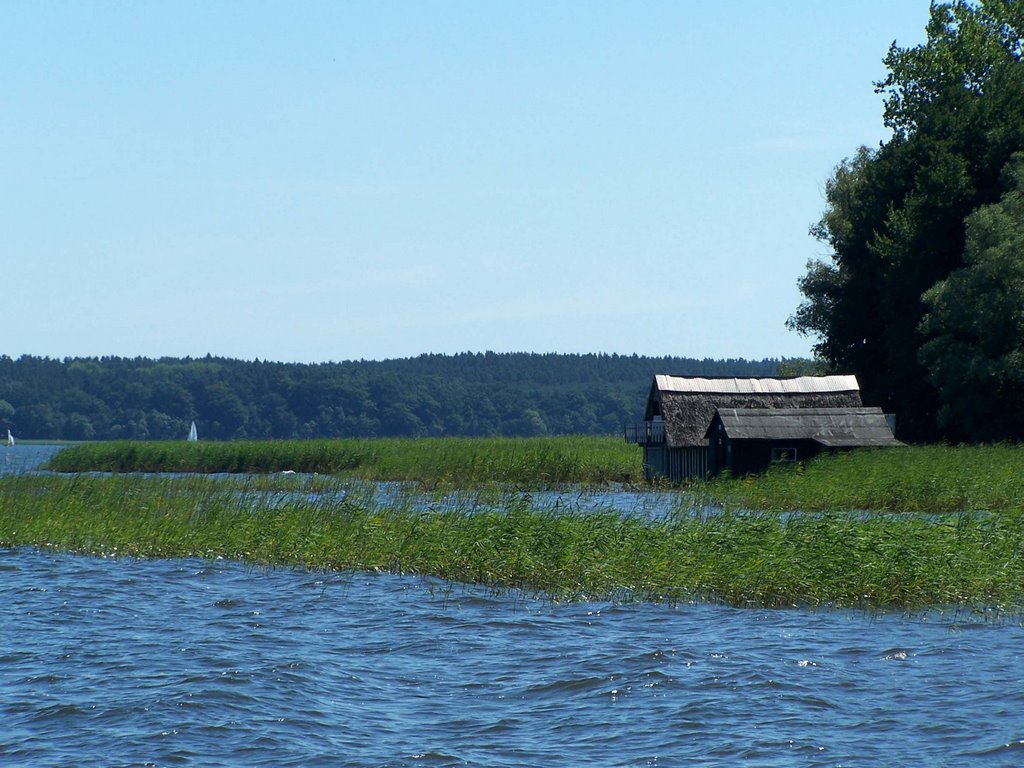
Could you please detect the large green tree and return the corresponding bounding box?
[919,153,1024,439]
[789,0,1024,440]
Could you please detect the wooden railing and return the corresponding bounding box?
[623,421,665,444]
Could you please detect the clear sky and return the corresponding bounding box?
[3,1,931,364]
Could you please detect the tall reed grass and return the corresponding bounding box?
[45,436,641,487]
[4,473,1024,612]
[702,445,1024,513]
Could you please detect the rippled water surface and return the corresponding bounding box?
[3,549,1024,767]
[0,443,65,475]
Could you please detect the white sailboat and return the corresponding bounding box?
[5,429,13,447]
[187,421,198,442]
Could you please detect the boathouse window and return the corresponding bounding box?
[771,447,797,463]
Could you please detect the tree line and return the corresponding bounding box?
[790,0,1024,442]
[0,353,785,441]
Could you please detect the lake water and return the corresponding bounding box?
[3,444,1024,766]
[3,550,1024,767]
[0,443,66,475]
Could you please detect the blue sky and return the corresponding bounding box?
[3,1,930,363]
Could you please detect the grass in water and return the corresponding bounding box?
[45,436,642,487]
[700,444,1024,513]
[4,472,1024,614]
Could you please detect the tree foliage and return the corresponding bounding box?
[790,0,1024,440]
[919,153,1024,439]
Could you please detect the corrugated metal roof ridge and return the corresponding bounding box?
[655,374,860,395]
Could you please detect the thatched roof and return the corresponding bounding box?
[708,407,901,447]
[649,375,862,448]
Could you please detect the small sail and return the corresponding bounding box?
[5,429,13,447]
[187,422,198,442]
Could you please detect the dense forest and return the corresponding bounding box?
[0,353,788,441]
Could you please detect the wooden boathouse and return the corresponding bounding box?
[705,407,902,477]
[623,374,868,481]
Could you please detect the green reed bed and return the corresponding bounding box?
[702,444,1024,513]
[4,473,1024,612]
[44,436,642,487]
